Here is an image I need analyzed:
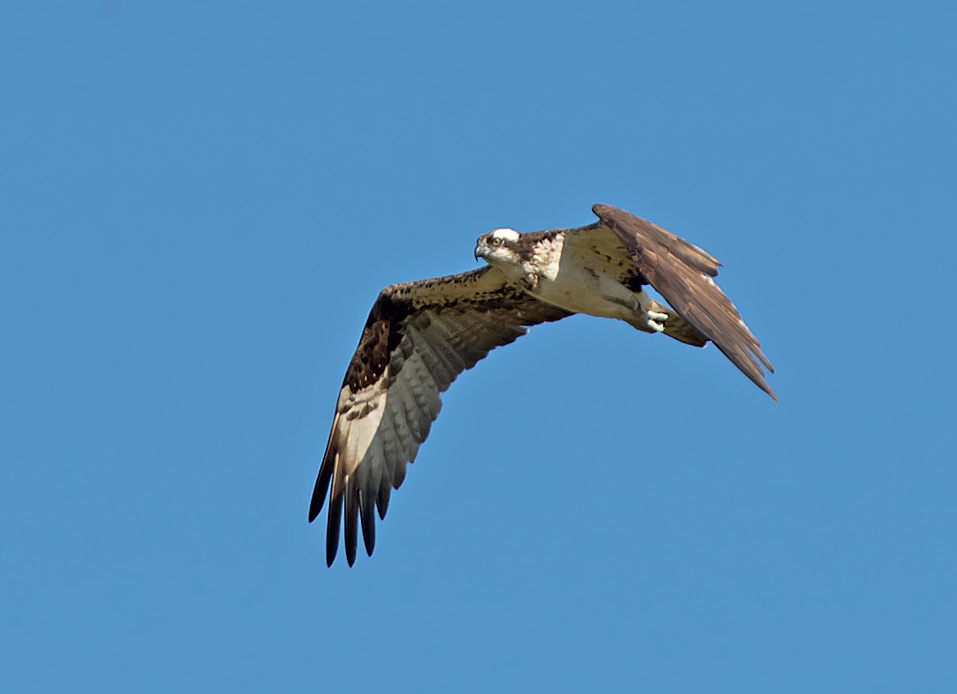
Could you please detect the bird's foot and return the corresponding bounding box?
[635,291,667,332]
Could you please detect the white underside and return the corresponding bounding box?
[533,268,641,321]
[528,242,667,331]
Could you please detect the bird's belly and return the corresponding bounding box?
[532,270,637,322]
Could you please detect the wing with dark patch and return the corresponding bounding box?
[590,204,776,400]
[310,266,570,566]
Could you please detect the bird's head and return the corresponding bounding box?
[474,228,522,268]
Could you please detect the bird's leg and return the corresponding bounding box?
[634,291,668,332]
[588,271,669,332]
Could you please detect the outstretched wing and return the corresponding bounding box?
[588,204,776,400]
[310,266,569,566]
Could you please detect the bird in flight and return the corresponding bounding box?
[310,204,775,566]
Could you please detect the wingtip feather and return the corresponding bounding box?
[344,484,359,567]
[308,475,329,523]
[325,492,343,567]
[310,414,339,523]
[359,489,377,557]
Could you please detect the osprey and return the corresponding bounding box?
[310,204,775,566]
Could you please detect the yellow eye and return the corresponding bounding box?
[490,238,503,247]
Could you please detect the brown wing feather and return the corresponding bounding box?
[310,266,570,566]
[591,204,776,401]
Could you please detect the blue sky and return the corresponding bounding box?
[3,1,956,691]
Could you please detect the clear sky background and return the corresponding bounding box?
[3,1,956,692]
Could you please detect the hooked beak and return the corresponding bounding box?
[474,243,484,262]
